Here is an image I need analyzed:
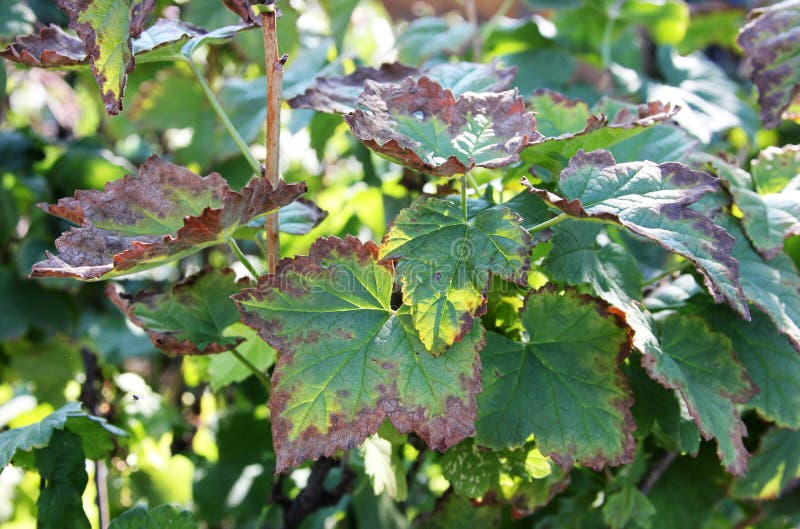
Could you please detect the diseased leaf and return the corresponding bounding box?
[723,216,800,352]
[56,0,157,114]
[730,185,800,259]
[644,315,755,475]
[738,0,800,128]
[441,439,551,498]
[289,61,516,114]
[106,268,249,356]
[527,149,749,319]
[233,236,484,472]
[108,504,199,529]
[31,156,305,281]
[751,144,800,195]
[476,286,636,471]
[0,24,86,68]
[707,308,800,429]
[344,76,539,177]
[522,91,678,181]
[35,430,90,529]
[380,197,530,354]
[731,428,800,500]
[221,0,264,26]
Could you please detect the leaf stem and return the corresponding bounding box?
[460,173,468,218]
[467,171,481,197]
[228,239,260,279]
[262,8,285,274]
[480,0,516,43]
[529,212,568,233]
[186,59,262,176]
[600,0,624,68]
[230,347,270,390]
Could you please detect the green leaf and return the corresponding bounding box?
[131,18,201,63]
[602,485,656,529]
[723,216,800,352]
[233,236,484,472]
[380,198,530,354]
[108,504,199,529]
[0,402,81,468]
[65,415,127,460]
[751,145,800,194]
[440,439,551,498]
[345,77,539,177]
[729,185,800,260]
[35,429,91,529]
[360,434,407,501]
[288,61,516,114]
[207,323,276,391]
[413,493,500,529]
[707,307,800,429]
[528,149,749,319]
[31,157,305,280]
[645,315,754,475]
[476,286,636,470]
[521,92,678,181]
[731,428,800,500]
[396,17,474,66]
[107,267,249,355]
[738,0,800,128]
[56,0,156,114]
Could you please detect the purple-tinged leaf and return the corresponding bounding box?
[344,76,540,177]
[380,198,531,355]
[0,24,86,68]
[233,236,484,472]
[289,61,516,114]
[731,428,800,500]
[30,156,305,281]
[106,268,249,356]
[526,149,749,319]
[644,315,755,475]
[738,0,800,129]
[476,286,636,471]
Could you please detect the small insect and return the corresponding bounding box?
[132,394,141,401]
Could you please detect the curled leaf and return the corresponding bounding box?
[738,0,800,129]
[289,61,516,114]
[106,268,249,356]
[344,76,540,177]
[233,236,484,472]
[31,156,305,281]
[0,24,86,68]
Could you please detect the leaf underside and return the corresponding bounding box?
[476,286,636,471]
[344,76,540,177]
[31,156,305,281]
[380,197,531,354]
[233,236,484,472]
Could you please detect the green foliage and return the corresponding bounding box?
[3,0,800,527]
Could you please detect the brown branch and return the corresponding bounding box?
[262,4,285,274]
[639,452,677,494]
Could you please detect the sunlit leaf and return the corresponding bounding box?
[108,504,199,529]
[233,236,484,472]
[731,428,800,500]
[106,268,249,356]
[738,0,800,129]
[730,185,800,260]
[476,286,636,470]
[207,324,276,391]
[345,76,539,177]
[56,0,157,114]
[31,156,305,281]
[527,149,749,319]
[751,144,800,194]
[289,61,516,114]
[360,434,407,500]
[380,197,530,354]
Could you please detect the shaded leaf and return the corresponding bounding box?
[380,197,530,354]
[289,61,516,114]
[0,402,81,468]
[31,156,305,280]
[522,91,678,181]
[414,493,500,529]
[0,0,35,42]
[207,323,276,391]
[441,439,551,498]
[602,485,655,529]
[106,268,249,356]
[645,315,754,475]
[35,429,90,529]
[475,286,636,471]
[396,17,474,66]
[738,0,800,129]
[344,76,539,177]
[751,144,800,195]
[731,428,800,500]
[526,149,749,319]
[108,504,199,529]
[56,0,157,114]
[0,24,86,67]
[233,236,484,472]
[707,308,800,429]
